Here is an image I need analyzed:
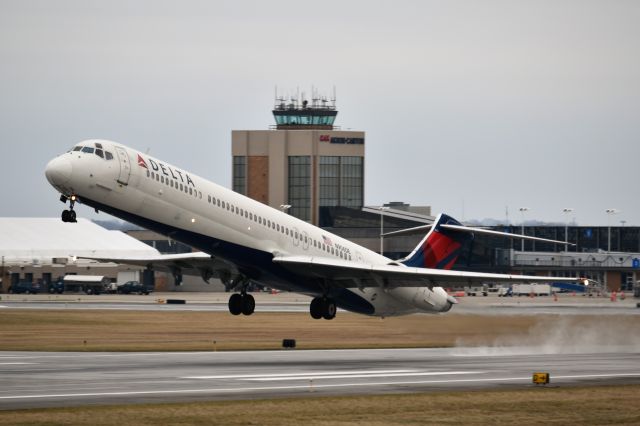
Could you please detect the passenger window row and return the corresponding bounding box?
[146,170,202,200]
[204,193,351,261]
[143,164,351,260]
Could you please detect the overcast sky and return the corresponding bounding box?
[1,0,638,225]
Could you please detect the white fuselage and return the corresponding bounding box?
[45,140,453,316]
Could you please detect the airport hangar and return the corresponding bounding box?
[2,93,640,294]
[0,218,170,293]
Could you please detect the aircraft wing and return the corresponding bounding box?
[273,255,584,289]
[79,252,239,283]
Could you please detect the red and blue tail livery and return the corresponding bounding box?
[401,213,473,270]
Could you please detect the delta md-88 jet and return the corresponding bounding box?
[45,140,583,320]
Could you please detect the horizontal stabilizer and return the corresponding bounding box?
[383,219,575,246]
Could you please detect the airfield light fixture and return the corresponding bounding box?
[280,204,291,214]
[379,206,390,256]
[518,207,530,252]
[562,208,574,252]
[605,209,619,252]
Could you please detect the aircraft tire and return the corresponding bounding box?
[241,293,255,315]
[228,293,243,315]
[322,299,337,320]
[69,210,76,222]
[309,297,323,319]
[61,210,70,222]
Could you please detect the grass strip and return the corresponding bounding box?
[1,385,639,425]
[1,309,639,352]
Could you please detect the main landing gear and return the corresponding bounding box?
[228,292,255,316]
[309,297,337,320]
[60,194,77,223]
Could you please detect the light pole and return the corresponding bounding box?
[379,206,390,256]
[605,209,619,252]
[519,207,529,251]
[562,208,574,252]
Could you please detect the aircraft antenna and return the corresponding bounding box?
[332,86,336,108]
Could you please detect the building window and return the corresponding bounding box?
[319,156,363,208]
[233,156,246,195]
[288,156,311,221]
[319,156,340,207]
[340,156,363,208]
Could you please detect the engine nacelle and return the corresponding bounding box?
[387,286,455,313]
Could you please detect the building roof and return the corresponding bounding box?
[0,218,160,263]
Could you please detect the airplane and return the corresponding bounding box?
[45,139,584,320]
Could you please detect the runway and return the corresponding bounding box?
[1,292,639,315]
[1,347,639,409]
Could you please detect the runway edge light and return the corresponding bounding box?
[533,372,550,385]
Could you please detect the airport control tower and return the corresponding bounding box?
[232,89,365,225]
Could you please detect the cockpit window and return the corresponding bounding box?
[81,147,94,154]
[95,149,104,158]
[95,142,103,149]
[105,151,114,160]
[72,146,82,151]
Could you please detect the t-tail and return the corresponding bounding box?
[400,213,472,270]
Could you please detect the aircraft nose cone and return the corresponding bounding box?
[45,155,73,186]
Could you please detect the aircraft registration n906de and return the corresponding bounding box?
[45,140,583,320]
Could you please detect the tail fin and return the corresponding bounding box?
[400,213,472,270]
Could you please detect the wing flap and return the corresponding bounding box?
[80,252,238,281]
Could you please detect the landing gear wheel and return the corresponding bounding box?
[241,293,255,316]
[61,209,76,223]
[228,293,243,315]
[322,298,337,320]
[310,297,323,319]
[60,195,78,223]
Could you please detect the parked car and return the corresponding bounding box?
[9,281,41,294]
[117,281,152,295]
[48,279,65,294]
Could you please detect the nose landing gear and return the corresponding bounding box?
[60,195,77,223]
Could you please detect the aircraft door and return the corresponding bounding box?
[302,231,309,250]
[114,146,131,186]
